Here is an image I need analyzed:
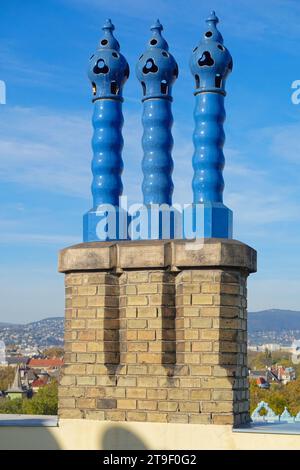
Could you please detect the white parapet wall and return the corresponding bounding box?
[1,418,300,450]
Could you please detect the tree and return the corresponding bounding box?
[42,347,64,358]
[0,366,16,391]
[0,398,23,414]
[22,380,58,415]
[250,377,300,416]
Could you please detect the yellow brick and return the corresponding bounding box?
[127,388,147,399]
[76,398,96,409]
[72,297,87,307]
[71,319,86,329]
[168,389,189,400]
[78,330,95,341]
[168,414,189,424]
[212,414,234,425]
[182,307,200,317]
[117,399,137,410]
[183,353,200,364]
[137,377,158,388]
[58,386,85,398]
[179,402,199,413]
[77,309,97,319]
[200,307,220,317]
[64,364,86,375]
[77,353,96,363]
[185,330,199,340]
[201,283,220,294]
[190,365,212,376]
[105,387,126,398]
[137,307,157,318]
[181,285,200,294]
[221,284,240,295]
[179,378,201,388]
[190,389,211,400]
[190,318,212,328]
[138,330,156,341]
[127,411,147,422]
[137,284,158,294]
[123,352,137,363]
[138,400,157,411]
[117,377,137,387]
[86,319,103,329]
[87,296,105,307]
[77,286,97,296]
[191,271,214,281]
[192,294,213,305]
[201,377,233,389]
[59,398,75,408]
[201,353,219,365]
[147,389,167,400]
[127,272,149,283]
[65,275,83,286]
[138,353,161,364]
[71,342,87,353]
[105,411,126,421]
[189,414,211,424]
[125,330,138,340]
[59,409,83,419]
[60,376,75,386]
[178,295,192,306]
[125,307,137,318]
[212,390,233,401]
[86,342,103,352]
[127,296,148,306]
[201,329,219,340]
[76,376,96,386]
[128,319,147,329]
[192,341,213,352]
[126,286,137,294]
[201,402,233,413]
[127,365,148,375]
[146,412,167,422]
[158,401,178,412]
[85,411,105,420]
[128,342,148,352]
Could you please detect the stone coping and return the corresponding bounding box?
[59,238,257,274]
[233,422,300,435]
[0,414,58,427]
[0,417,299,438]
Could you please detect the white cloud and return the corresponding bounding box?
[0,233,79,245]
[0,106,91,197]
[254,123,300,165]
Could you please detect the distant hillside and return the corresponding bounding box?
[0,322,21,328]
[1,310,300,348]
[249,309,300,332]
[0,317,64,348]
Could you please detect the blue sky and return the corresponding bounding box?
[0,0,300,323]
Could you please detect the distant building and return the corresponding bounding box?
[28,358,63,372]
[272,365,296,384]
[291,340,300,365]
[0,341,7,366]
[7,356,29,367]
[6,365,27,400]
[249,369,279,386]
[31,376,49,392]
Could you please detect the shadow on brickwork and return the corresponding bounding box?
[104,273,120,376]
[161,271,177,371]
[217,269,250,427]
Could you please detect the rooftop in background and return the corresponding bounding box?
[28,358,63,368]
